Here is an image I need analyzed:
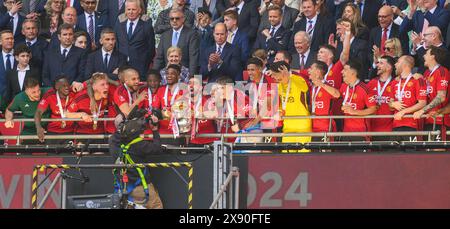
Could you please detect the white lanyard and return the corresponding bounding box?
[147,87,152,110]
[324,64,332,82]
[376,76,391,105]
[253,78,264,110]
[217,92,235,130]
[195,96,202,117]
[343,80,360,105]
[226,91,235,125]
[311,85,322,113]
[56,92,69,118]
[93,100,102,118]
[124,84,133,105]
[282,78,291,111]
[164,84,180,107]
[426,65,440,95]
[397,73,413,101]
[429,64,440,77]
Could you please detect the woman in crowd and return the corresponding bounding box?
[160,47,190,85]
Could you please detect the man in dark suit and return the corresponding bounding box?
[289,0,334,53]
[400,0,450,41]
[258,0,298,33]
[195,9,215,53]
[3,44,40,105]
[337,0,383,30]
[85,28,127,80]
[15,19,48,72]
[368,5,406,65]
[153,8,199,76]
[290,31,317,70]
[77,0,105,50]
[225,0,260,42]
[253,5,290,64]
[336,18,369,80]
[200,23,242,82]
[0,0,25,41]
[154,0,195,34]
[411,26,449,73]
[98,0,125,27]
[42,23,87,88]
[223,10,249,67]
[98,0,148,28]
[115,0,155,79]
[49,7,92,49]
[0,30,16,97]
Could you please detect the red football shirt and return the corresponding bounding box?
[37,89,75,133]
[113,84,145,110]
[214,90,255,143]
[424,66,449,125]
[67,90,109,134]
[311,84,336,132]
[105,83,118,133]
[388,76,427,129]
[366,77,395,132]
[152,85,185,134]
[328,61,344,116]
[190,96,218,144]
[248,75,278,129]
[339,81,377,132]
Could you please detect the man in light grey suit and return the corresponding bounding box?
[258,0,299,33]
[189,0,226,23]
[153,8,200,76]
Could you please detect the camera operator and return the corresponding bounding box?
[109,107,164,209]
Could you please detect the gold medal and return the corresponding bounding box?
[93,121,98,130]
[61,121,66,128]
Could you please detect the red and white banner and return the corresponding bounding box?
[248,154,450,209]
[0,157,63,209]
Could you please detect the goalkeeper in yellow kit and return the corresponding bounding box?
[270,61,311,153]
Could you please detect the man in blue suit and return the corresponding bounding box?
[85,28,127,80]
[115,0,155,80]
[0,0,25,42]
[77,0,104,50]
[400,0,450,41]
[42,23,87,88]
[200,23,242,82]
[0,30,16,97]
[223,9,249,68]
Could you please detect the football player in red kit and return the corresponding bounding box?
[35,76,76,144]
[113,67,148,118]
[308,60,340,142]
[366,56,396,141]
[66,73,110,142]
[413,46,449,141]
[152,64,187,145]
[339,60,378,141]
[388,55,427,142]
